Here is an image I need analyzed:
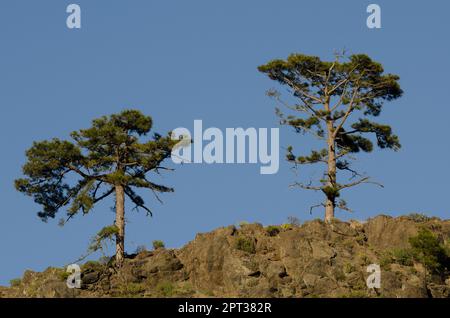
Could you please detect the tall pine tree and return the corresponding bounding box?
[15,110,177,265]
[258,53,403,221]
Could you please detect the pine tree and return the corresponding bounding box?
[15,110,177,265]
[258,53,403,222]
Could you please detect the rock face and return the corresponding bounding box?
[1,215,449,298]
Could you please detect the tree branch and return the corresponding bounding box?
[124,187,153,216]
[93,187,114,203]
[337,177,384,190]
[332,84,361,139]
[290,182,322,191]
[283,77,324,105]
[309,203,325,215]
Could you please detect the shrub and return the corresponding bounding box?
[175,282,194,296]
[355,234,367,245]
[280,223,292,231]
[152,240,165,250]
[391,248,414,266]
[157,281,175,297]
[379,252,394,270]
[407,213,431,223]
[121,282,146,296]
[9,278,21,287]
[343,262,355,274]
[266,225,280,236]
[357,253,371,266]
[235,237,256,254]
[334,269,346,282]
[82,260,104,272]
[388,229,450,276]
[58,270,71,282]
[409,228,450,275]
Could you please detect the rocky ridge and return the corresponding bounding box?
[1,214,449,298]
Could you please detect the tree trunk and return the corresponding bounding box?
[325,120,337,223]
[115,184,125,266]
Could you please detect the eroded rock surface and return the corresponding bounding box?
[1,215,449,298]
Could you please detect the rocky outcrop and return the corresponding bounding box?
[1,215,449,298]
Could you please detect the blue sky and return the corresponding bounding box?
[0,0,449,285]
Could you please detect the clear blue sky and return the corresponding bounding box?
[0,0,449,285]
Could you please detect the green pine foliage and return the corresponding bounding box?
[15,109,177,221]
[88,225,120,254]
